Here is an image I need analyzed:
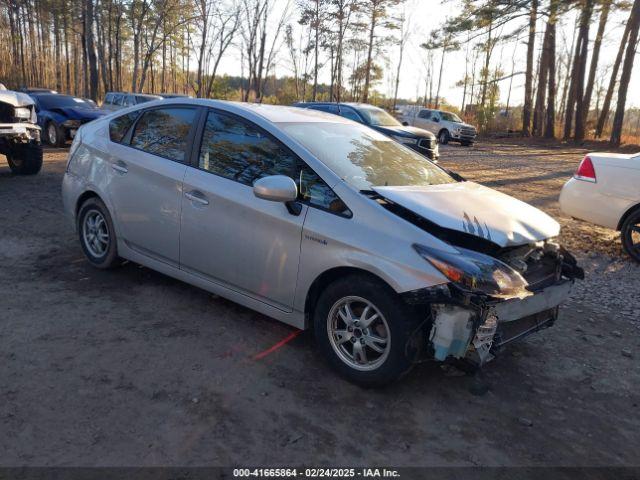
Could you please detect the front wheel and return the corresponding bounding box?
[313,274,421,387]
[77,197,120,269]
[46,121,66,147]
[621,209,640,262]
[6,142,43,175]
[438,129,450,145]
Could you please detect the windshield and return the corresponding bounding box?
[281,122,454,191]
[358,106,402,127]
[440,111,463,123]
[36,95,95,110]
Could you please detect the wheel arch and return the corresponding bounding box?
[617,202,640,231]
[75,190,103,218]
[303,266,396,328]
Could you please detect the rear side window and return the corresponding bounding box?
[104,93,113,104]
[418,110,430,119]
[130,107,197,162]
[109,112,139,143]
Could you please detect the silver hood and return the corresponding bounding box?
[0,90,35,108]
[373,182,560,247]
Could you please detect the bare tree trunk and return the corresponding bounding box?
[544,0,558,138]
[571,0,595,141]
[595,19,631,138]
[434,44,445,109]
[522,0,537,136]
[362,5,377,103]
[610,0,640,146]
[533,23,551,136]
[579,0,610,138]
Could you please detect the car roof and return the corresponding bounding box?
[297,101,381,110]
[233,101,353,124]
[101,98,353,125]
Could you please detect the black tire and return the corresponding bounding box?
[45,121,66,147]
[313,274,422,387]
[621,208,640,263]
[438,129,450,145]
[6,142,43,175]
[77,197,120,269]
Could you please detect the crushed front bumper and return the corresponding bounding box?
[0,123,41,143]
[426,278,573,366]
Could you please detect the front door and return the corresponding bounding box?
[179,109,307,310]
[106,106,198,266]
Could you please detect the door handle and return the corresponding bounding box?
[185,190,209,206]
[111,162,128,174]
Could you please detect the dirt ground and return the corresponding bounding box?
[0,142,639,468]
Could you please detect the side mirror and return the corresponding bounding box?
[253,175,298,203]
[402,121,409,126]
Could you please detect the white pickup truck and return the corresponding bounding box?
[402,106,477,146]
[0,84,43,175]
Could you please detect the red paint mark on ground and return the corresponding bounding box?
[253,330,302,361]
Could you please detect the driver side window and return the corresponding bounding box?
[198,109,351,217]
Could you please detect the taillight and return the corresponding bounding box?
[574,156,596,182]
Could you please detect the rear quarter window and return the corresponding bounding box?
[109,112,139,143]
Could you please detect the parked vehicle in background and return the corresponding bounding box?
[402,107,477,146]
[294,102,439,161]
[102,92,162,111]
[0,83,43,174]
[62,99,582,386]
[20,87,59,95]
[29,93,106,147]
[560,153,640,262]
[159,93,192,99]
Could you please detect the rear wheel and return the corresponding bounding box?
[313,274,421,387]
[77,197,120,269]
[6,142,43,175]
[438,129,450,145]
[621,209,640,263]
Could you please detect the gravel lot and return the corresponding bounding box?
[0,142,639,467]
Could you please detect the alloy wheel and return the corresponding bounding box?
[82,209,110,258]
[327,296,390,371]
[47,124,57,145]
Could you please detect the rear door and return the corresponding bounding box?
[179,109,307,310]
[105,106,199,266]
[413,109,433,132]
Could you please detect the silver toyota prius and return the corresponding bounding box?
[62,99,583,386]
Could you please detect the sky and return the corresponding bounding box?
[215,0,640,108]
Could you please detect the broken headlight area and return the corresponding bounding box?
[408,241,583,367]
[413,244,531,299]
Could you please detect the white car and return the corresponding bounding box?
[560,153,640,262]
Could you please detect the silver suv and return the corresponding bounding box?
[403,107,477,146]
[62,99,582,386]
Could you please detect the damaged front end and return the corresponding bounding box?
[406,240,583,367]
[0,89,41,148]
